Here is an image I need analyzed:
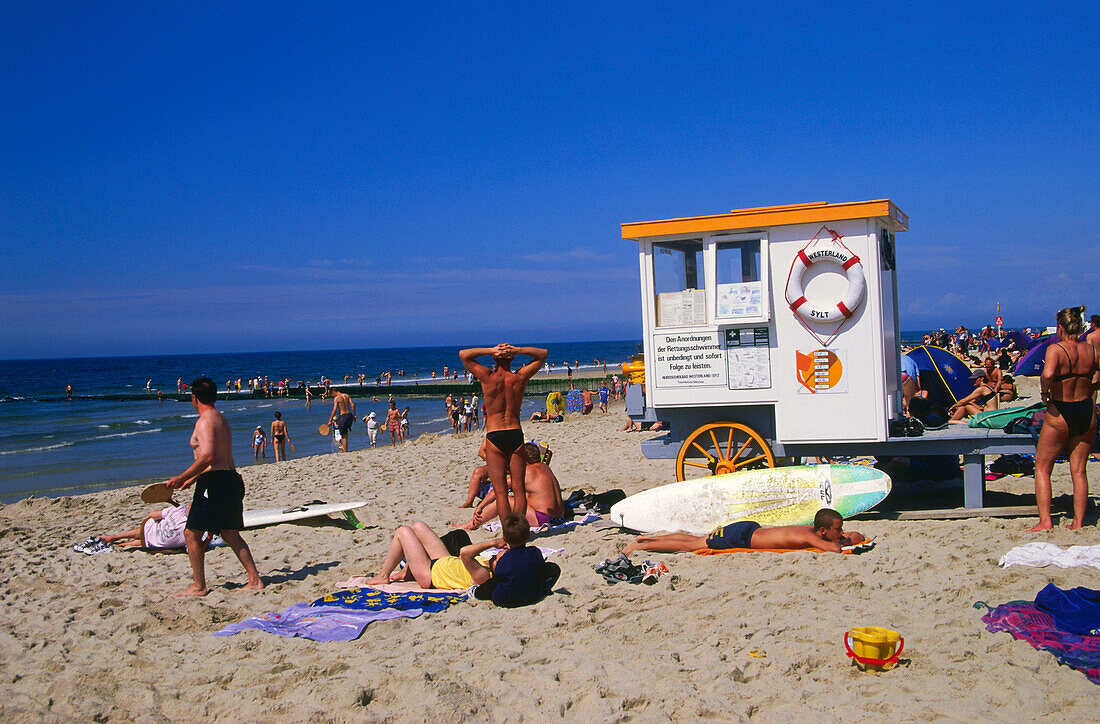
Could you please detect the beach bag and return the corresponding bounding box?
[989,454,1035,476]
[908,398,949,430]
[968,402,1045,430]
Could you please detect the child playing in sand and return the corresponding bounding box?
[621,509,865,556]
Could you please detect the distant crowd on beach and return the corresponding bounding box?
[913,324,1049,369]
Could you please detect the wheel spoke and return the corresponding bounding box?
[732,453,766,470]
[725,429,734,460]
[690,440,713,460]
[730,438,751,463]
[708,429,721,459]
[684,460,711,470]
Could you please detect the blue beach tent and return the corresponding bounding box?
[1013,340,1051,377]
[1026,333,1052,350]
[989,330,1030,351]
[904,345,973,406]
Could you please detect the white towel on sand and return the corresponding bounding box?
[478,545,564,559]
[999,542,1100,570]
[482,511,600,534]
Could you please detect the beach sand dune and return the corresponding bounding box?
[0,393,1095,720]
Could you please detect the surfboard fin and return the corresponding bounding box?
[342,510,366,529]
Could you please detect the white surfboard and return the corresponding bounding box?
[242,501,367,529]
[609,465,890,535]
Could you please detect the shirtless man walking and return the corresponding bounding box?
[166,378,263,596]
[459,343,547,522]
[327,388,357,452]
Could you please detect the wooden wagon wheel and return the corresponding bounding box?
[674,422,775,481]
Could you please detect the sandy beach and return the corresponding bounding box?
[1,387,1097,721]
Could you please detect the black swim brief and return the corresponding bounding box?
[1053,398,1096,438]
[706,521,761,550]
[336,412,355,434]
[485,428,524,457]
[186,469,245,533]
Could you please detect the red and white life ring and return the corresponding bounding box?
[785,239,866,324]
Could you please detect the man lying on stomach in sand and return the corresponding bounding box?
[622,509,865,556]
[454,443,565,530]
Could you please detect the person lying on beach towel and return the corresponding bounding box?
[620,509,865,556]
[73,504,222,554]
[365,514,559,606]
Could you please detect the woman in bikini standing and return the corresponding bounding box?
[1031,306,1100,531]
[459,343,547,523]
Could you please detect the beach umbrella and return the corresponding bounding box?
[904,345,973,406]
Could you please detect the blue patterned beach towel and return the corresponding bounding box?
[311,588,467,612]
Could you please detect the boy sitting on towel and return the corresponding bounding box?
[621,509,866,556]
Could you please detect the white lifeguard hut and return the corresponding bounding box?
[622,199,1043,514]
[622,200,910,472]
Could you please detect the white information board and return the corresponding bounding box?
[723,327,772,390]
[652,331,725,388]
[657,289,706,327]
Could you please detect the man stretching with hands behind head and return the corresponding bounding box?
[166,378,263,597]
[459,343,547,523]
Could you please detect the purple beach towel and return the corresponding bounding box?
[214,602,422,642]
[980,602,1100,684]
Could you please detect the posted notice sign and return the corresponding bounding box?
[652,332,725,388]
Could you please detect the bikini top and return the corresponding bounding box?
[1050,343,1095,382]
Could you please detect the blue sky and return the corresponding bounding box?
[1,3,1097,359]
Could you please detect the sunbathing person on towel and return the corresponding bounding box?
[621,508,865,556]
[365,514,558,607]
[102,504,191,549]
[76,504,220,553]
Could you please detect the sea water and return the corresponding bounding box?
[0,341,639,502]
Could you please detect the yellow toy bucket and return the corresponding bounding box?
[844,627,904,671]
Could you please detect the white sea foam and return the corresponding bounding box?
[0,441,75,455]
[182,413,199,418]
[90,428,162,440]
[135,420,151,425]
[96,424,110,429]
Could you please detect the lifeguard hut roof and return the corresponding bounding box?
[621,199,909,240]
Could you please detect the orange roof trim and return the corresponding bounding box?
[622,199,909,239]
